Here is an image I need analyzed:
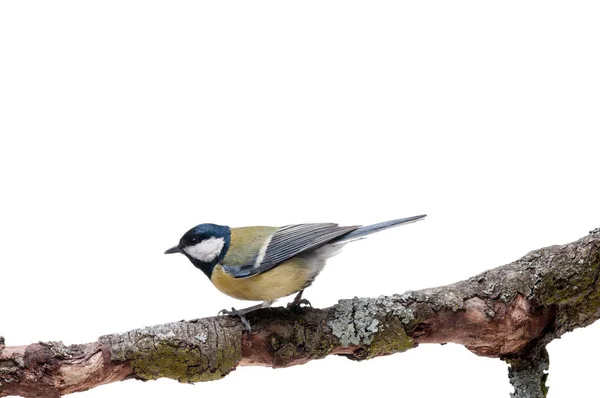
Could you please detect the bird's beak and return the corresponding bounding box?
[164,246,182,254]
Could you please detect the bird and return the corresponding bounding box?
[164,215,426,329]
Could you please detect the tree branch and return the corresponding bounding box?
[504,342,550,398]
[1,231,599,397]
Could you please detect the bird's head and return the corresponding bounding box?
[164,223,231,277]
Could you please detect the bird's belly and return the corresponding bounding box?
[211,258,311,301]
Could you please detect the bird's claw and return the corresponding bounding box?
[218,307,236,316]
[218,307,252,333]
[287,298,312,312]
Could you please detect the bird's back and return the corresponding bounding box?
[221,226,279,266]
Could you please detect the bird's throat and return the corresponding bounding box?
[190,258,217,279]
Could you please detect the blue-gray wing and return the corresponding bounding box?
[221,223,359,278]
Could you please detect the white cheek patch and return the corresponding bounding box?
[184,237,225,262]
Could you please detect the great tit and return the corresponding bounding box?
[164,215,426,322]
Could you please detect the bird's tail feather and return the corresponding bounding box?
[332,214,426,245]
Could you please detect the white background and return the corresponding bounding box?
[1,1,599,397]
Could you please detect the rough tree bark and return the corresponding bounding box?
[1,231,599,398]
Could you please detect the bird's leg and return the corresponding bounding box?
[287,289,312,311]
[219,301,273,333]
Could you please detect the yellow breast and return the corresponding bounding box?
[210,257,311,301]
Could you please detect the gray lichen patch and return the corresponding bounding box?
[195,333,208,343]
[41,342,76,360]
[329,298,379,347]
[328,296,416,357]
[377,295,416,324]
[506,347,550,398]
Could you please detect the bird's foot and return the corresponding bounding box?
[219,307,252,333]
[218,307,236,316]
[287,290,312,312]
[287,298,312,312]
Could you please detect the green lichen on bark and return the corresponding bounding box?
[532,236,600,332]
[537,249,600,306]
[101,319,242,382]
[248,308,339,367]
[364,317,415,359]
[129,341,211,382]
[291,316,337,360]
[362,295,417,358]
